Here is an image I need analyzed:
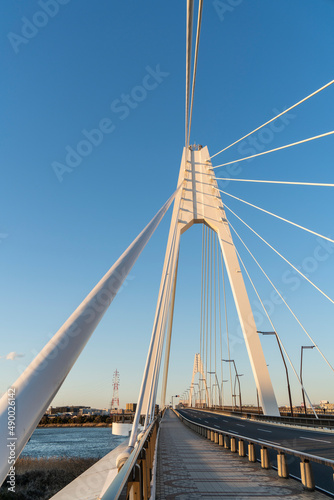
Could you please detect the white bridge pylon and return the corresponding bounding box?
[154,145,280,417]
[189,353,210,407]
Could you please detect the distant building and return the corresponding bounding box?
[47,406,110,416]
[319,401,334,410]
[126,403,137,412]
[80,408,109,416]
[48,406,89,415]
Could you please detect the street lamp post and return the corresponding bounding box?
[199,378,208,407]
[300,345,315,415]
[221,380,228,409]
[222,359,242,412]
[208,372,221,407]
[234,374,243,411]
[258,331,294,416]
[193,383,200,407]
[171,395,180,409]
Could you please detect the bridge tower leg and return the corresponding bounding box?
[131,145,279,446]
[159,146,279,416]
[188,353,210,407]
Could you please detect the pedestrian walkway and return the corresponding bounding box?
[155,409,327,499]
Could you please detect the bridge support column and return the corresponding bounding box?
[207,429,211,440]
[261,447,270,469]
[230,437,237,452]
[300,460,315,491]
[218,434,223,446]
[277,453,289,478]
[214,432,219,444]
[210,431,215,441]
[248,443,256,462]
[238,440,246,457]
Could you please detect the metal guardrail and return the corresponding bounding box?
[183,406,334,430]
[100,412,162,500]
[174,409,334,492]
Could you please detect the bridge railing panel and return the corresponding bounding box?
[173,408,334,493]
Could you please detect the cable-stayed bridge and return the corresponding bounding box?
[1,1,334,498]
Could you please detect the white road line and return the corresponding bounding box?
[223,420,228,422]
[214,424,220,428]
[228,430,239,434]
[204,420,209,423]
[258,438,281,446]
[300,436,332,444]
[257,428,272,433]
[236,424,245,427]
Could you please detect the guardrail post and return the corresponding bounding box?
[140,448,150,500]
[277,452,289,478]
[238,439,246,457]
[207,429,211,439]
[219,434,224,446]
[260,447,270,469]
[214,432,219,444]
[248,443,256,462]
[127,464,141,500]
[300,459,315,491]
[211,431,215,441]
[230,437,237,452]
[146,434,153,483]
[224,435,230,449]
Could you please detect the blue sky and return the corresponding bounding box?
[1,1,334,410]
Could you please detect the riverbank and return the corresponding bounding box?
[0,456,98,500]
[37,422,113,428]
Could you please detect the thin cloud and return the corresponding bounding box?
[0,352,24,361]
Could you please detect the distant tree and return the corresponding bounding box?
[94,415,102,424]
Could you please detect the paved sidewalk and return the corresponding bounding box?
[156,409,327,499]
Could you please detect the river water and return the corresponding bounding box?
[21,427,127,459]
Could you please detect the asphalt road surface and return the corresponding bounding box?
[178,408,334,496]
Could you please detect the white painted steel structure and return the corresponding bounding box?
[4,2,332,496]
[0,190,177,486]
[189,353,210,407]
[137,145,279,426]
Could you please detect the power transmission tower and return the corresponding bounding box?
[111,369,120,410]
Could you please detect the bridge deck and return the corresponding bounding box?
[156,409,327,499]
